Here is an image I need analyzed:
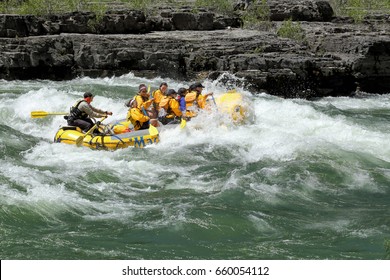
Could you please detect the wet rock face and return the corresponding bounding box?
[235,0,333,21]
[0,9,241,37]
[0,1,390,97]
[268,0,334,21]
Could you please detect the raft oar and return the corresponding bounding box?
[31,111,67,119]
[75,116,107,147]
[141,106,159,137]
[148,124,159,136]
[180,118,187,129]
[211,95,218,112]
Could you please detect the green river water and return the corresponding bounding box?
[1,73,389,260]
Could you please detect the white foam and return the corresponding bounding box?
[3,77,390,167]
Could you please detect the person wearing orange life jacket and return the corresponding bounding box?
[185,83,213,118]
[158,89,182,125]
[127,85,158,130]
[125,84,146,108]
[126,98,150,131]
[152,82,168,112]
[67,92,112,132]
[185,82,213,118]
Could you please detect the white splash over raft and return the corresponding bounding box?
[215,89,254,124]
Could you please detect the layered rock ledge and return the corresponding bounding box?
[1,0,389,98]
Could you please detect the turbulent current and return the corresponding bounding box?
[1,73,389,260]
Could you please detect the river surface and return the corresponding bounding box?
[1,73,389,260]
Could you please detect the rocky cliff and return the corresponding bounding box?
[0,0,389,98]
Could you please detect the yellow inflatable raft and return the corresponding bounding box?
[54,125,159,150]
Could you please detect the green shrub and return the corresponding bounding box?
[0,0,106,16]
[329,0,390,22]
[17,0,67,15]
[241,0,271,29]
[87,2,107,32]
[126,0,154,11]
[195,0,234,14]
[277,18,305,42]
[343,0,369,22]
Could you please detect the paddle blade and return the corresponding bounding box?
[30,111,68,118]
[31,111,47,118]
[149,125,159,136]
[75,136,84,147]
[180,118,187,129]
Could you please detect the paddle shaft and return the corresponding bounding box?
[141,107,150,125]
[75,116,107,147]
[211,95,218,111]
